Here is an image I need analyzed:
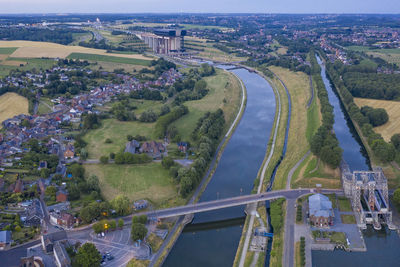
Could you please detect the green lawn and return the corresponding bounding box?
[67,53,151,66]
[84,163,184,207]
[341,214,356,224]
[326,193,337,209]
[338,196,352,212]
[83,119,156,159]
[0,47,17,54]
[171,69,241,141]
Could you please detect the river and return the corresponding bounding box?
[312,55,400,266]
[164,67,277,266]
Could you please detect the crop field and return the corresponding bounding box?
[0,40,151,61]
[0,92,29,127]
[0,47,17,54]
[171,69,242,141]
[269,66,312,190]
[354,97,400,141]
[84,163,184,207]
[346,46,400,65]
[67,52,151,66]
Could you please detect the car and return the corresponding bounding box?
[106,253,114,261]
[101,232,105,237]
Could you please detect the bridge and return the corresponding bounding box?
[134,188,341,219]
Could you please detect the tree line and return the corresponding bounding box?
[309,51,343,168]
[325,56,397,163]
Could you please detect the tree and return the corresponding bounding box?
[100,155,109,164]
[111,195,131,216]
[118,218,124,229]
[114,152,125,164]
[391,134,400,151]
[68,164,85,179]
[161,156,174,169]
[132,215,147,225]
[45,186,57,201]
[393,188,400,208]
[87,175,100,192]
[131,223,147,242]
[74,243,102,267]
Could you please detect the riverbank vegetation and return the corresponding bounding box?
[269,198,286,267]
[324,52,400,187]
[309,51,343,169]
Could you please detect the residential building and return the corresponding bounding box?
[134,199,149,210]
[56,190,68,202]
[140,141,166,159]
[0,230,12,250]
[308,193,334,227]
[54,241,71,267]
[125,140,140,154]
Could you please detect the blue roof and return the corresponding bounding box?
[0,230,11,243]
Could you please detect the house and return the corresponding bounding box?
[140,141,166,159]
[24,199,43,227]
[63,145,74,159]
[41,234,53,253]
[177,142,188,153]
[134,199,149,210]
[13,179,24,193]
[50,212,74,228]
[0,230,12,250]
[56,190,68,202]
[308,194,334,227]
[125,140,140,154]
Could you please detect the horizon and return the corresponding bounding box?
[1,0,400,14]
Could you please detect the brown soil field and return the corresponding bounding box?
[0,92,29,127]
[0,40,151,60]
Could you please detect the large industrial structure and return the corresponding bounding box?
[138,29,186,54]
[341,162,395,230]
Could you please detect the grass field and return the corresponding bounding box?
[171,69,242,141]
[0,92,29,127]
[354,97,400,141]
[346,46,400,65]
[83,119,157,159]
[0,58,58,78]
[0,40,151,60]
[0,47,17,54]
[67,52,151,66]
[84,163,184,207]
[341,214,356,224]
[268,66,311,190]
[338,196,352,212]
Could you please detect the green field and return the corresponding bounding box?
[0,47,17,54]
[0,58,57,78]
[341,214,356,224]
[338,196,352,212]
[83,119,157,159]
[84,162,184,207]
[67,52,151,66]
[171,69,242,141]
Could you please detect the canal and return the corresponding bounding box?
[164,67,277,266]
[312,55,400,266]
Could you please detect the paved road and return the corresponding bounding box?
[283,198,296,267]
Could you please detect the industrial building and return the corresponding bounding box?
[139,29,186,54]
[341,163,395,230]
[308,194,334,227]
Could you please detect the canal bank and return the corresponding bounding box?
[163,66,278,267]
[311,55,400,266]
[150,67,247,267]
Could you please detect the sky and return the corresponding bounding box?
[0,0,399,14]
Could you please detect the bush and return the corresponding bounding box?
[105,138,112,144]
[100,155,109,164]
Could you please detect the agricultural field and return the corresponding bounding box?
[185,37,247,63]
[346,46,400,65]
[67,52,151,66]
[84,162,184,207]
[268,66,312,190]
[0,40,151,60]
[354,97,400,141]
[171,69,242,141]
[0,92,29,127]
[83,119,158,159]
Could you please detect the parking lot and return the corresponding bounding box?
[70,227,151,267]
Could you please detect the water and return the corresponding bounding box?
[312,55,400,266]
[164,67,277,266]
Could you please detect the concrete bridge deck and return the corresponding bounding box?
[134,188,341,219]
